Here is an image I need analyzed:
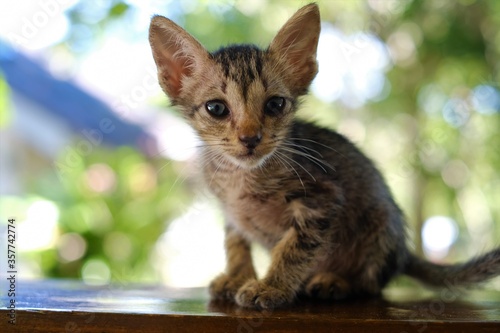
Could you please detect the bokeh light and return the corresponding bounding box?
[58,232,87,262]
[84,163,117,193]
[312,23,391,108]
[82,259,111,286]
[422,216,459,260]
[472,85,500,115]
[0,1,75,51]
[154,200,225,287]
[18,200,59,251]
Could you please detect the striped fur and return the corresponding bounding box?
[149,3,500,309]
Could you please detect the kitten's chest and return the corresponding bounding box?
[207,168,291,247]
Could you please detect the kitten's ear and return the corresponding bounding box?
[269,4,320,93]
[149,16,209,100]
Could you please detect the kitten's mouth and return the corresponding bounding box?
[237,150,257,161]
[242,149,255,157]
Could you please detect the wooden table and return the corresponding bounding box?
[1,279,499,332]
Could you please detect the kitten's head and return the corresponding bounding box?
[149,4,320,169]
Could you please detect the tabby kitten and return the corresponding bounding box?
[149,4,500,309]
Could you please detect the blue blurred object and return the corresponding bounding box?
[0,40,155,154]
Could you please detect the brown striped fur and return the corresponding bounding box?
[149,4,500,309]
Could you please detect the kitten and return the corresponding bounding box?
[149,4,500,309]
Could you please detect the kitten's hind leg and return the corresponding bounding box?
[209,226,257,301]
[305,272,351,300]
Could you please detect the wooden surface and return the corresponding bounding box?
[1,279,499,332]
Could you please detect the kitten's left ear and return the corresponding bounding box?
[269,3,321,94]
[149,15,210,101]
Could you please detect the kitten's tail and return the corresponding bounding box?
[404,248,500,286]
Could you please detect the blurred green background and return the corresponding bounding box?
[0,0,499,288]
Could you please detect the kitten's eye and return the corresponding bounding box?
[264,97,286,116]
[205,100,229,118]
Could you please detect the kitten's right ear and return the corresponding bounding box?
[149,16,209,101]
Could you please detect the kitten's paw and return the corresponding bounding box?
[305,272,350,300]
[209,273,249,301]
[235,280,294,309]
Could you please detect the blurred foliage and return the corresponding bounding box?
[49,147,192,281]
[0,71,11,128]
[3,147,193,282]
[2,0,499,284]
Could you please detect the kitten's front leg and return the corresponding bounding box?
[209,225,257,301]
[235,224,324,309]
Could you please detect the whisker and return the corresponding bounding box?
[166,168,190,197]
[276,149,316,183]
[154,158,192,198]
[279,146,335,173]
[281,141,323,157]
[273,152,306,194]
[196,143,228,149]
[156,160,175,175]
[208,154,227,188]
[200,149,224,169]
[288,137,341,155]
[148,146,174,159]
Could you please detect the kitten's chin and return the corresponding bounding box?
[227,151,272,170]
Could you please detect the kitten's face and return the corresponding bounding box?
[149,4,320,169]
[179,46,297,169]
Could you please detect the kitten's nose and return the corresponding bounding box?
[239,133,262,149]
